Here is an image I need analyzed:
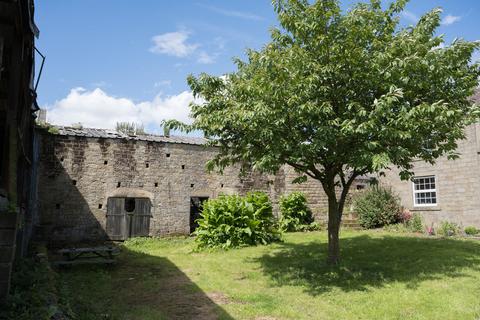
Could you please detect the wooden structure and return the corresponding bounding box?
[55,246,120,266]
[0,0,40,300]
[106,197,151,240]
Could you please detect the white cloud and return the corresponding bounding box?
[149,30,218,65]
[44,87,198,130]
[154,80,172,88]
[197,51,215,64]
[401,10,419,23]
[441,15,461,26]
[199,4,264,21]
[150,31,198,57]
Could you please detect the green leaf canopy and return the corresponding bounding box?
[167,0,479,183]
[164,0,480,263]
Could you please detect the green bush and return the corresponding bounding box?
[297,221,324,232]
[194,192,280,249]
[1,258,74,319]
[438,221,460,237]
[384,213,424,234]
[406,213,424,233]
[279,192,314,232]
[353,186,401,229]
[464,226,479,236]
[383,223,410,233]
[47,126,59,134]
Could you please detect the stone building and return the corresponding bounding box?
[0,0,40,300]
[37,106,480,245]
[382,122,480,228]
[381,92,480,228]
[37,126,365,245]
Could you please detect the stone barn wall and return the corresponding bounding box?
[36,126,371,245]
[36,128,290,244]
[282,166,369,220]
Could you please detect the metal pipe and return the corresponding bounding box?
[34,46,45,91]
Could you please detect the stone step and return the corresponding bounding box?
[341,218,362,230]
[342,226,362,230]
[343,224,361,228]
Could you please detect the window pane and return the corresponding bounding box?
[413,178,437,205]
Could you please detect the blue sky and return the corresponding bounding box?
[35,0,480,132]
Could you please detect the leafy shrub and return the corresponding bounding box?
[299,221,324,232]
[383,223,410,233]
[406,213,424,233]
[397,209,423,233]
[464,226,479,236]
[384,213,424,234]
[438,221,460,237]
[353,186,401,229]
[47,126,59,134]
[1,258,74,319]
[398,209,413,224]
[194,192,280,249]
[278,192,314,232]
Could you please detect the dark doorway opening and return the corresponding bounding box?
[190,197,208,233]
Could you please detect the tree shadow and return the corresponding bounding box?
[252,234,480,296]
[59,245,234,320]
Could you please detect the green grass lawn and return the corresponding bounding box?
[59,230,480,320]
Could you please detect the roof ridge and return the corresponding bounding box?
[48,125,207,146]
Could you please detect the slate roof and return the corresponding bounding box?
[51,126,207,146]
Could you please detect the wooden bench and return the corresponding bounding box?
[54,246,120,266]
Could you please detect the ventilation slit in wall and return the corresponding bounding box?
[117,182,121,188]
[146,163,149,168]
[154,182,158,187]
[166,153,171,158]
[60,157,64,162]
[190,184,194,188]
[104,160,108,165]
[221,183,224,188]
[72,179,77,186]
[181,165,185,170]
[98,204,103,209]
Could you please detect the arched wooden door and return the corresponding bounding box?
[106,197,151,240]
[130,198,151,237]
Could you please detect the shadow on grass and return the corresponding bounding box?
[59,246,233,320]
[253,234,480,296]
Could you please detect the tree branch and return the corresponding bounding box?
[338,169,359,215]
[285,161,318,180]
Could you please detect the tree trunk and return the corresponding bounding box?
[327,194,340,265]
[320,169,358,265]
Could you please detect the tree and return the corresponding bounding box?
[115,122,145,135]
[165,0,480,264]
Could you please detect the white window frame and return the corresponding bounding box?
[412,175,438,207]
